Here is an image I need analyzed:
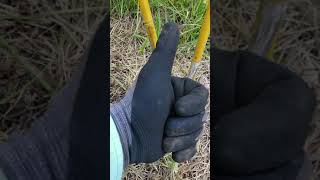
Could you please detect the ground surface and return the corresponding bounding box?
[0,1,107,139]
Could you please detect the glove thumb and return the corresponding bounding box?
[139,22,179,78]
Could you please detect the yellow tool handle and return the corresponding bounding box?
[192,1,210,63]
[138,0,158,49]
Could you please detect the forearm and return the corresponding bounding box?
[110,115,124,180]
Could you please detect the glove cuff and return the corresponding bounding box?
[110,102,131,168]
[0,135,42,179]
[0,120,67,180]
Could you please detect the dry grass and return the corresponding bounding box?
[0,1,106,136]
[214,0,320,179]
[110,17,210,179]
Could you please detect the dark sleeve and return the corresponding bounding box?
[213,48,315,175]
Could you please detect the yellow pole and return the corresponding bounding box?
[188,0,210,78]
[138,0,158,49]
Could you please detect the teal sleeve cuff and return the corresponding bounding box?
[0,169,7,180]
[110,115,124,180]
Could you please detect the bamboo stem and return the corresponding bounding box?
[248,0,286,57]
[138,0,158,49]
[192,0,210,63]
[188,0,210,78]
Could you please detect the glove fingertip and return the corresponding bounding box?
[156,22,179,51]
[163,128,202,152]
[172,145,197,163]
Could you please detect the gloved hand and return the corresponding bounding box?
[110,22,208,166]
[213,48,315,180]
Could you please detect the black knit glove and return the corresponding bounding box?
[110,22,208,166]
[213,48,315,180]
[163,77,208,163]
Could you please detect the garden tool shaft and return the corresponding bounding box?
[188,0,210,78]
[138,0,158,49]
[248,0,286,57]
